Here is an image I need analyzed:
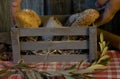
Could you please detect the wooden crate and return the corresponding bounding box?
[11,26,97,63]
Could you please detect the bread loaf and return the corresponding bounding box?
[65,13,82,26]
[15,9,41,28]
[66,9,100,27]
[71,9,99,26]
[44,17,62,28]
[66,9,99,40]
[42,17,62,41]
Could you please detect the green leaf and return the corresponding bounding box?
[84,75,95,79]
[26,70,44,79]
[101,46,108,57]
[0,68,8,74]
[77,60,84,69]
[99,41,105,52]
[98,57,111,66]
[73,64,107,75]
[46,71,61,76]
[100,33,104,43]
[31,70,37,79]
[87,64,107,71]
[14,67,26,78]
[34,71,44,79]
[26,71,33,79]
[67,64,76,70]
[64,75,75,79]
[0,71,16,78]
[59,71,71,76]
[15,64,34,69]
[72,68,93,74]
[97,55,110,63]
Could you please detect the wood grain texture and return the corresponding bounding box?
[11,25,97,63]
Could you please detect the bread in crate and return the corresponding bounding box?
[14,9,42,42]
[42,17,63,41]
[15,9,41,28]
[65,9,100,40]
[11,16,97,62]
[66,9,100,26]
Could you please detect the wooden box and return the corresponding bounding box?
[11,16,97,63]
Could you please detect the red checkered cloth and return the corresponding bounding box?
[92,50,120,79]
[0,50,120,79]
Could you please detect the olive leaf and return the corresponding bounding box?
[100,33,104,43]
[72,68,93,74]
[0,68,8,74]
[87,64,107,70]
[26,71,33,79]
[15,63,34,69]
[97,55,110,64]
[84,75,95,79]
[77,60,84,69]
[13,67,26,78]
[98,57,111,66]
[0,71,16,78]
[101,46,108,57]
[34,71,44,79]
[67,64,76,70]
[99,41,106,52]
[99,33,106,52]
[64,75,75,79]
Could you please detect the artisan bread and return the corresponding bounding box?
[66,9,100,27]
[44,17,62,28]
[42,17,62,41]
[15,9,41,42]
[65,13,82,26]
[71,9,99,26]
[15,9,41,28]
[66,9,99,40]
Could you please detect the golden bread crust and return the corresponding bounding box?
[15,9,41,28]
[66,9,100,27]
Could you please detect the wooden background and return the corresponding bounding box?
[0,0,12,32]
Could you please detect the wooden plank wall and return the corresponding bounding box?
[21,0,44,15]
[0,0,12,32]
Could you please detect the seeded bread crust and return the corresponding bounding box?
[66,9,100,27]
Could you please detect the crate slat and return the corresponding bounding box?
[20,40,88,50]
[22,55,86,63]
[13,27,89,36]
[11,28,21,63]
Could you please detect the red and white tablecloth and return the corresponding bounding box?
[92,50,120,79]
[0,50,120,79]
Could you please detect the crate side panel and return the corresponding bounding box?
[11,28,21,62]
[20,41,88,50]
[19,27,89,36]
[22,55,87,63]
[89,27,97,62]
